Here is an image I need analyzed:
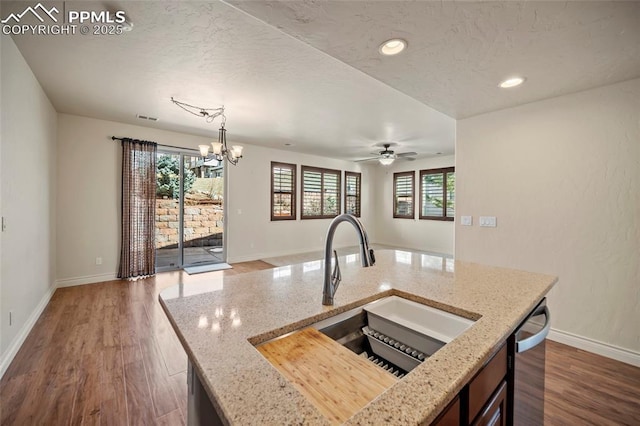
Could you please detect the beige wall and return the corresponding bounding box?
[56,114,214,284]
[56,114,378,280]
[0,36,57,369]
[372,155,455,255]
[226,144,376,262]
[456,79,640,355]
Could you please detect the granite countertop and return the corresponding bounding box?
[159,250,557,425]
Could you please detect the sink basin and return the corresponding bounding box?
[254,295,476,423]
[311,295,475,374]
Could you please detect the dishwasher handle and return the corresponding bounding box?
[516,305,551,353]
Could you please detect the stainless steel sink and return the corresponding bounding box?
[311,296,475,375]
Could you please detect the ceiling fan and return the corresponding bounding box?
[356,143,417,165]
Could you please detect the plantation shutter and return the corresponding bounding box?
[446,171,455,218]
[393,171,415,218]
[345,172,361,217]
[421,172,444,217]
[419,167,455,221]
[302,166,341,219]
[271,162,296,220]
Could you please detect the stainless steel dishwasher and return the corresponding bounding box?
[508,297,551,425]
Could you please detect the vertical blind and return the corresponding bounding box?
[302,166,341,218]
[345,172,361,217]
[271,162,296,220]
[393,171,414,218]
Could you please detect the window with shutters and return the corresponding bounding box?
[419,167,455,221]
[301,166,341,219]
[344,171,361,217]
[271,162,296,221]
[393,171,415,219]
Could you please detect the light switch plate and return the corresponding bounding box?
[479,216,497,227]
[460,216,473,226]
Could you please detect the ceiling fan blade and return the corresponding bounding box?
[404,157,417,161]
[396,152,418,157]
[355,157,379,162]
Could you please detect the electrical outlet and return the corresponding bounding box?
[460,216,473,226]
[96,257,103,265]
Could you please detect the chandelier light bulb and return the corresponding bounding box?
[211,142,223,155]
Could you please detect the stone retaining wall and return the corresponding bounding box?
[155,199,223,248]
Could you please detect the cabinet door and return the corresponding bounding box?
[431,396,460,426]
[472,381,507,426]
[468,344,507,421]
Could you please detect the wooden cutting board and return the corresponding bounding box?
[257,327,398,424]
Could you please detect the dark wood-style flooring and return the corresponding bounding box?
[1,260,639,425]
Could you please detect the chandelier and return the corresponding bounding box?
[171,97,243,165]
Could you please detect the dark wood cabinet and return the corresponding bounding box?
[472,381,507,426]
[431,343,508,426]
[469,345,507,423]
[432,396,460,426]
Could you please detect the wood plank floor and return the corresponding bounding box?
[1,260,639,425]
[0,261,274,426]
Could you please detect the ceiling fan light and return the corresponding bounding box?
[379,158,395,166]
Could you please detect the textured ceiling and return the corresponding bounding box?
[4,1,639,160]
[3,1,454,161]
[230,0,640,118]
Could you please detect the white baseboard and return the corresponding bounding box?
[230,243,452,264]
[0,285,56,379]
[55,272,118,288]
[547,328,640,367]
[228,246,327,264]
[372,241,453,257]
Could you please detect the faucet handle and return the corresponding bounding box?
[331,250,342,286]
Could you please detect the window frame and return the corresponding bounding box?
[344,171,362,217]
[393,171,415,219]
[301,165,342,219]
[419,167,455,221]
[270,161,297,221]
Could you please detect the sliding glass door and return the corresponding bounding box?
[155,151,225,271]
[182,155,225,266]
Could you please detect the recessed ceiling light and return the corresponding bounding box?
[499,77,526,88]
[379,39,407,56]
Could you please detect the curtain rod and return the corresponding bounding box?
[111,136,200,153]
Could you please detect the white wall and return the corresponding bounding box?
[372,155,455,255]
[0,36,57,372]
[456,79,640,357]
[226,145,376,262]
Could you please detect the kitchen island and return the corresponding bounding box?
[160,250,556,425]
